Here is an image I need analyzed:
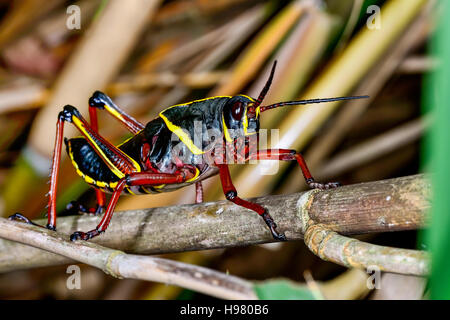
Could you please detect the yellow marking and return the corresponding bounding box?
[159,96,232,154]
[222,114,233,142]
[72,117,141,178]
[67,139,124,190]
[109,181,118,189]
[160,96,232,113]
[104,104,126,123]
[238,94,255,102]
[160,113,205,155]
[116,135,134,148]
[84,175,95,184]
[72,117,126,178]
[68,142,102,187]
[186,167,200,183]
[126,187,136,195]
[243,104,260,136]
[141,186,153,194]
[96,181,108,188]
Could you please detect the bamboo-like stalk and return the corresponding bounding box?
[0,82,47,114]
[0,174,430,273]
[211,0,307,96]
[0,218,256,300]
[1,0,162,217]
[28,0,162,158]
[279,1,432,194]
[0,0,63,49]
[317,116,431,179]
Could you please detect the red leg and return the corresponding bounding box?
[45,114,66,229]
[249,149,340,190]
[11,104,141,232]
[89,91,144,134]
[9,110,67,230]
[64,105,141,176]
[65,96,109,216]
[216,163,286,241]
[70,168,196,241]
[195,182,203,203]
[66,189,105,215]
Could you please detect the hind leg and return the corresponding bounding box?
[66,189,105,216]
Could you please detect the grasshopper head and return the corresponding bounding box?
[222,95,260,141]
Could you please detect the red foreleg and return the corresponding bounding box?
[216,163,286,241]
[249,149,340,190]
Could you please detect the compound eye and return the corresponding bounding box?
[231,102,244,121]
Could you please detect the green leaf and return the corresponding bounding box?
[423,0,450,300]
[253,279,319,300]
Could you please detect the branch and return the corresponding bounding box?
[303,223,429,276]
[0,218,256,299]
[0,174,430,272]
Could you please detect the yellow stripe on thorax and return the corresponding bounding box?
[159,113,205,155]
[222,114,233,142]
[158,97,232,155]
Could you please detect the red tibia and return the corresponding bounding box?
[216,162,286,241]
[216,163,265,216]
[294,153,313,181]
[89,105,99,132]
[195,182,203,204]
[47,117,65,229]
[89,105,106,210]
[248,149,313,181]
[96,179,126,232]
[95,188,106,208]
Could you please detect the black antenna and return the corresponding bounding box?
[260,95,370,112]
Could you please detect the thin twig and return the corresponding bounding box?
[302,223,429,276]
[0,218,256,300]
[0,174,430,272]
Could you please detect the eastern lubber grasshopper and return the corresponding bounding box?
[10,61,368,241]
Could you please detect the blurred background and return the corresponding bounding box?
[0,0,445,300]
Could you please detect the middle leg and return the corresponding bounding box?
[248,149,340,189]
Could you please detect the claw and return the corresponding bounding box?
[306,179,341,190]
[262,212,287,242]
[70,229,101,241]
[70,231,88,241]
[8,213,55,230]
